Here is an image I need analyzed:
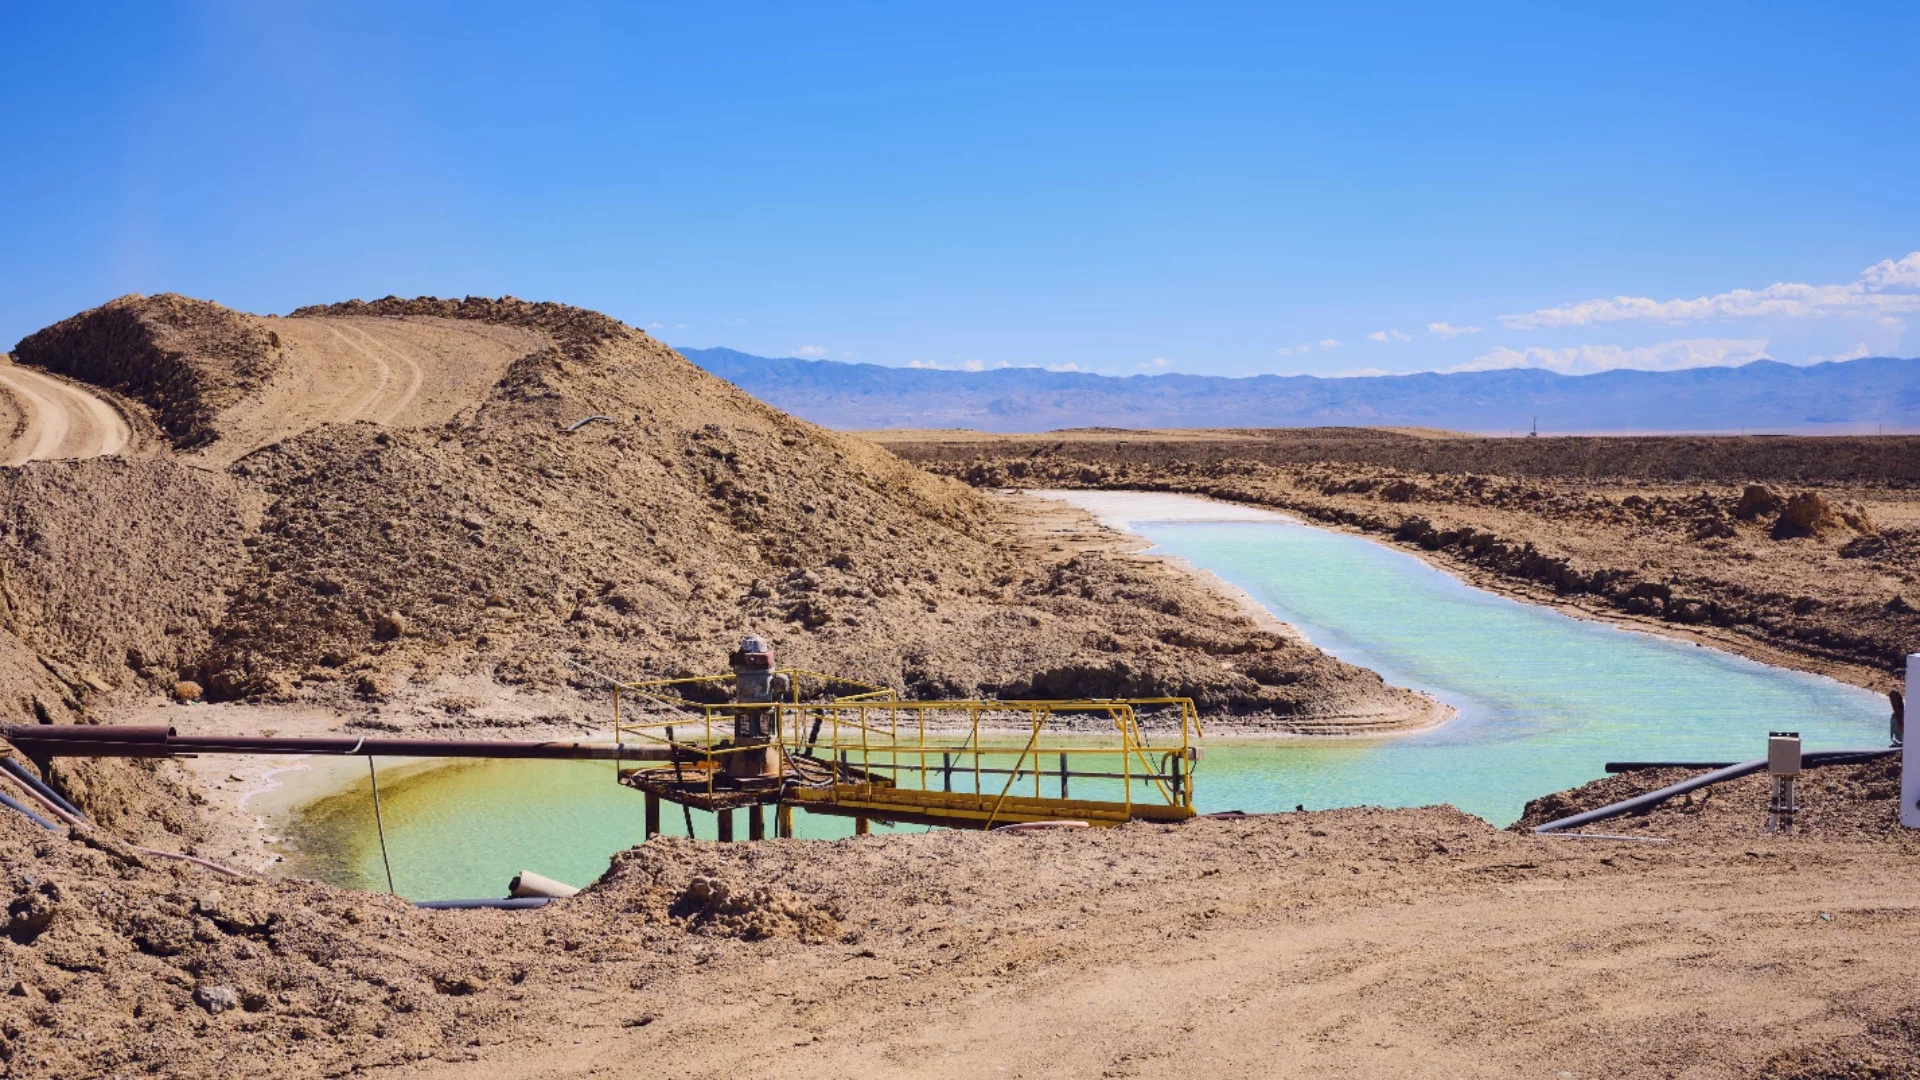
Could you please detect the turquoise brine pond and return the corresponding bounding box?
[282,493,1891,899]
[1136,517,1886,823]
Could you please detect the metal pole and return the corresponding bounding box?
[367,757,396,895]
[665,724,695,836]
[1903,654,1919,829]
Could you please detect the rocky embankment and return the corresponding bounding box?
[879,429,1920,688]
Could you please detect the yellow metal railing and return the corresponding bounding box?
[608,670,1202,827]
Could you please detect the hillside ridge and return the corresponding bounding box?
[682,346,1920,434]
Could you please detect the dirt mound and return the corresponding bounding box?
[1511,755,1911,844]
[0,457,253,692]
[596,838,843,942]
[0,295,1411,729]
[174,298,1399,723]
[0,811,543,1077]
[13,295,280,448]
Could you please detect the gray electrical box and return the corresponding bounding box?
[1767,731,1801,776]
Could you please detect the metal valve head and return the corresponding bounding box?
[729,635,774,671]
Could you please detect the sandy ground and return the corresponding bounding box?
[0,355,133,464]
[360,802,1920,1080]
[8,772,1918,1080]
[189,315,548,465]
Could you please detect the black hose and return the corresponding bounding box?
[1,758,88,823]
[1536,758,1766,833]
[0,791,58,831]
[1605,748,1895,772]
[1537,747,1897,834]
[414,897,552,910]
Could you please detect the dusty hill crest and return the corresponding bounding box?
[0,294,1420,731]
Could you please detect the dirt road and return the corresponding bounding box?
[383,811,1920,1080]
[0,357,132,465]
[191,314,547,464]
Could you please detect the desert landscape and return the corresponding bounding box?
[878,427,1920,694]
[0,296,1911,1078]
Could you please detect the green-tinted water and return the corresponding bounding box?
[1139,519,1886,823]
[282,495,1889,899]
[287,758,912,900]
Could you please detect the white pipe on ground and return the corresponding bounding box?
[509,870,580,899]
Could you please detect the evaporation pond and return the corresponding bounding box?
[1126,511,1885,825]
[282,494,1889,899]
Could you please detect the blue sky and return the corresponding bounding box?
[3,2,1916,378]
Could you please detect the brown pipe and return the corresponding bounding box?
[5,724,174,742]
[2,725,672,762]
[130,846,257,880]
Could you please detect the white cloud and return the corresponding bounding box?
[1323,367,1391,378]
[905,358,1004,372]
[1047,362,1087,372]
[1806,343,1873,364]
[1427,322,1482,338]
[648,321,664,329]
[792,345,828,358]
[1500,252,1920,329]
[1368,329,1413,343]
[1280,341,1340,355]
[1448,338,1771,375]
[1141,356,1172,368]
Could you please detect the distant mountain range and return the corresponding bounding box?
[678,348,1920,434]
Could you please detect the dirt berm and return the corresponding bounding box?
[3,295,1427,740]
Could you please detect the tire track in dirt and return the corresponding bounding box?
[192,316,545,465]
[338,321,425,424]
[325,321,395,421]
[187,311,545,463]
[0,358,133,465]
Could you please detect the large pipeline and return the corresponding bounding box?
[1535,747,1896,834]
[1,725,673,762]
